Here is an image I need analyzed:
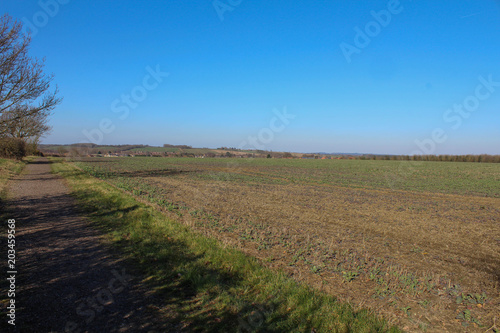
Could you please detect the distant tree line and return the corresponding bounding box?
[163,144,192,149]
[358,154,500,163]
[68,143,147,149]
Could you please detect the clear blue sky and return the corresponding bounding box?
[3,0,500,154]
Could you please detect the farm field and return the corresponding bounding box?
[72,157,500,332]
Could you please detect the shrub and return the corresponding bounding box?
[0,137,26,160]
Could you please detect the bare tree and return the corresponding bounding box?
[0,14,61,128]
[0,104,51,139]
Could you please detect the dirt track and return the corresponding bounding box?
[3,158,176,332]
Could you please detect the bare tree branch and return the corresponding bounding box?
[0,14,61,128]
[0,104,52,139]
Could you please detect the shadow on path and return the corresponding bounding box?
[1,158,282,332]
[1,159,178,332]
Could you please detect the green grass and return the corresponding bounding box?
[52,159,399,332]
[73,157,500,197]
[0,157,29,207]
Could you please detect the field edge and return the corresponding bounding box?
[50,158,401,332]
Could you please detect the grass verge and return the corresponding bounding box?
[51,158,400,332]
[0,157,28,206]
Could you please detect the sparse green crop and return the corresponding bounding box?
[66,156,500,332]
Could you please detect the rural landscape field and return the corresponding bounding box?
[2,2,500,332]
[67,156,500,332]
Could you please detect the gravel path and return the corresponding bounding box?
[4,158,176,332]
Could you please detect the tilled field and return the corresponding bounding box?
[73,157,500,332]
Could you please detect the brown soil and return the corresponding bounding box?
[1,158,178,332]
[113,165,500,332]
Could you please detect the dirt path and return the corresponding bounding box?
[3,158,177,332]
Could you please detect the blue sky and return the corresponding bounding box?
[3,0,500,154]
